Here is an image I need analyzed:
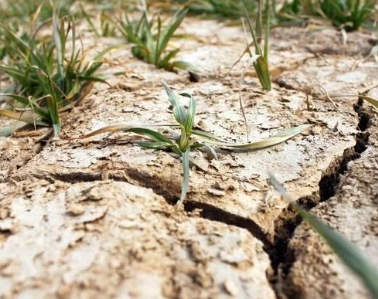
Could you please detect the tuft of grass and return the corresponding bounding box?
[319,0,376,31]
[117,3,195,72]
[242,0,272,91]
[0,13,106,137]
[268,173,378,299]
[74,81,311,202]
[0,0,75,21]
[275,0,376,31]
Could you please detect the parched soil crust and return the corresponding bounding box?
[0,12,378,299]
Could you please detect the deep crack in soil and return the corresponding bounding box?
[269,97,374,299]
[3,92,374,299]
[180,96,374,299]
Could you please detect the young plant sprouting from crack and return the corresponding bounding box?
[117,1,195,72]
[0,12,107,137]
[242,0,271,91]
[268,173,378,299]
[74,81,311,203]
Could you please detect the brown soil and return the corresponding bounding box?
[0,13,377,299]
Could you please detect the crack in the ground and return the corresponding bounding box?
[178,97,374,299]
[184,201,272,249]
[7,96,373,299]
[269,97,373,299]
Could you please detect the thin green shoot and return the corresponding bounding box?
[242,0,272,91]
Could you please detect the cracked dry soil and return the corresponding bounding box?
[0,15,378,299]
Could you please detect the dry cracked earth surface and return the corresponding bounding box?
[0,13,378,299]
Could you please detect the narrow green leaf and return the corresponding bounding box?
[158,48,180,69]
[162,80,187,126]
[192,129,227,142]
[268,173,378,299]
[180,148,190,202]
[202,124,311,150]
[170,60,196,71]
[52,13,64,82]
[0,109,50,126]
[157,8,188,63]
[74,124,172,145]
[185,94,196,133]
[253,56,271,91]
[242,0,262,56]
[137,141,172,149]
[264,0,270,62]
[358,95,378,111]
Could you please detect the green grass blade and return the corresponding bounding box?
[162,80,187,126]
[358,95,378,111]
[201,124,311,150]
[74,124,172,145]
[255,0,263,44]
[191,129,228,142]
[185,94,196,133]
[158,48,180,69]
[0,109,50,126]
[242,0,262,56]
[52,13,64,83]
[264,0,270,62]
[268,173,378,299]
[154,16,162,66]
[253,56,271,91]
[170,60,196,71]
[180,147,190,202]
[136,141,172,149]
[157,8,188,63]
[0,94,50,120]
[80,3,100,37]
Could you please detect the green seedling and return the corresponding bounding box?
[269,173,378,299]
[0,13,106,137]
[117,4,195,72]
[242,0,272,91]
[319,0,376,31]
[74,81,311,202]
